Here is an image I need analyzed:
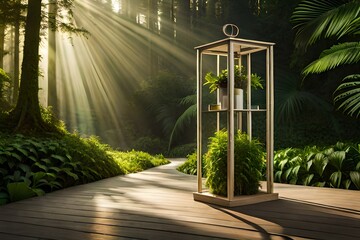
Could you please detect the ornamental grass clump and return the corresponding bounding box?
[204,130,265,196]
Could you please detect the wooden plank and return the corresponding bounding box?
[0,233,38,240]
[0,159,359,240]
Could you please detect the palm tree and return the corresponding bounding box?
[291,0,360,117]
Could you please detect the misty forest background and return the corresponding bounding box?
[1,0,359,157]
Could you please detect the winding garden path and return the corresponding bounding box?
[0,159,359,240]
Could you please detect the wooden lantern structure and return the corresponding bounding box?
[194,26,278,207]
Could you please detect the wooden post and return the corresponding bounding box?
[247,54,252,140]
[227,41,235,201]
[197,49,203,193]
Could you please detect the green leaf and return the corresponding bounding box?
[312,153,328,177]
[7,182,36,202]
[48,166,61,173]
[40,158,52,165]
[279,159,288,171]
[14,146,29,157]
[51,154,66,163]
[328,151,346,171]
[291,0,360,48]
[350,171,360,189]
[330,171,342,188]
[32,172,47,185]
[49,181,63,189]
[334,75,360,118]
[313,181,326,187]
[28,156,38,162]
[18,163,31,174]
[33,162,48,172]
[303,174,314,186]
[343,179,352,189]
[61,168,79,181]
[32,188,45,196]
[10,152,22,161]
[303,42,360,75]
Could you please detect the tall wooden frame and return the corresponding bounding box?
[194,37,278,207]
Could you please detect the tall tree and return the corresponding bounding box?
[47,0,57,114]
[11,0,44,131]
[9,0,86,132]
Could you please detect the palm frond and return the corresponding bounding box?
[291,0,360,48]
[275,76,332,124]
[168,104,197,151]
[334,74,360,118]
[302,42,360,75]
[154,104,179,136]
[180,94,197,105]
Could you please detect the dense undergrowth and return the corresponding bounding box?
[0,133,169,205]
[178,141,360,191]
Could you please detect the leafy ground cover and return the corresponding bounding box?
[178,141,360,191]
[0,133,169,205]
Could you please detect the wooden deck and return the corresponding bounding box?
[0,159,359,240]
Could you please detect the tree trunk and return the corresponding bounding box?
[0,24,5,68]
[47,0,57,114]
[12,20,20,105]
[11,0,45,132]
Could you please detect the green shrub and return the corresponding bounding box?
[274,142,360,190]
[108,150,169,174]
[177,152,202,176]
[168,143,196,158]
[204,130,265,196]
[132,136,167,155]
[0,133,169,205]
[0,68,11,111]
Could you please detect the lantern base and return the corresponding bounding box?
[193,191,278,207]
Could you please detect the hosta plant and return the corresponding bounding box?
[274,142,360,190]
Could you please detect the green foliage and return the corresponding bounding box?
[204,130,265,196]
[0,133,169,205]
[334,74,360,118]
[291,0,360,48]
[135,71,196,150]
[40,106,67,134]
[168,143,196,158]
[291,0,360,119]
[303,42,360,75]
[0,68,11,111]
[274,142,360,190]
[132,136,167,155]
[177,152,206,176]
[108,150,169,174]
[204,66,263,93]
[7,182,38,202]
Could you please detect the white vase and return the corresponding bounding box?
[234,88,244,110]
[219,88,243,109]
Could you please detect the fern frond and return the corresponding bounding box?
[333,74,360,118]
[291,0,360,48]
[303,42,360,75]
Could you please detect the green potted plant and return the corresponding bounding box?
[204,65,263,109]
[204,130,265,196]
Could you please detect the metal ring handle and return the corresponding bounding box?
[222,24,239,38]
